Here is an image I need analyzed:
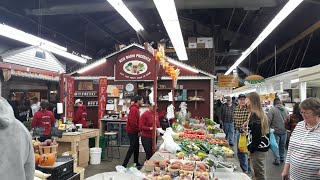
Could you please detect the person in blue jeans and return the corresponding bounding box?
[221,97,236,146]
[267,98,289,165]
[233,94,251,173]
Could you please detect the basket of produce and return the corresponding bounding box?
[38,139,58,154]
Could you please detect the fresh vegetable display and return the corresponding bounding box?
[146,160,210,180]
[205,118,216,126]
[143,116,239,179]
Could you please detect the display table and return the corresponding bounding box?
[141,150,240,172]
[56,128,99,167]
[100,118,129,146]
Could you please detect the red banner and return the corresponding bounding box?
[66,77,75,120]
[98,78,108,128]
[115,49,155,81]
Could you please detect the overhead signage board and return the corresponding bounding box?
[115,49,155,81]
[218,75,239,87]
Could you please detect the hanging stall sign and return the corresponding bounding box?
[66,77,75,120]
[115,49,155,81]
[218,75,239,87]
[98,78,108,128]
[244,75,265,87]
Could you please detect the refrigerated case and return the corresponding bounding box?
[106,120,129,146]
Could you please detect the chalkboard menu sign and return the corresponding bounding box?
[51,127,63,138]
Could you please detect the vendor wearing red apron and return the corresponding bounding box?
[140,103,160,160]
[73,99,87,128]
[32,100,56,142]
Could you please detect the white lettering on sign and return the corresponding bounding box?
[119,54,151,63]
[119,57,126,63]
[126,54,135,59]
[135,54,151,62]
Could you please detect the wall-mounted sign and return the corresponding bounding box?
[218,75,239,87]
[115,49,155,81]
[98,78,108,128]
[66,77,75,120]
[78,81,93,90]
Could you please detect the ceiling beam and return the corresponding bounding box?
[257,20,320,65]
[25,0,281,16]
[0,7,97,54]
[80,14,124,44]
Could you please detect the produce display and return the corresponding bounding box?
[146,160,210,180]
[142,116,241,180]
[33,139,58,167]
[33,139,59,155]
[38,153,56,166]
[174,129,233,159]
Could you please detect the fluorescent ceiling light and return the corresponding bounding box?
[78,59,106,74]
[40,44,87,64]
[291,78,299,84]
[225,0,303,75]
[107,0,144,31]
[0,23,87,63]
[153,0,188,61]
[167,58,198,73]
[81,54,92,60]
[0,24,66,51]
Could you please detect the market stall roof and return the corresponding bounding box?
[0,46,66,73]
[71,43,216,79]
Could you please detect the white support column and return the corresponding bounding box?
[210,79,214,120]
[299,81,307,102]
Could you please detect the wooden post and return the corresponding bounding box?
[59,73,65,118]
[172,80,175,107]
[152,62,158,154]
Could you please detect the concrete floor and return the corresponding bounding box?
[84,146,284,180]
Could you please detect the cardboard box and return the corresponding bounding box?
[78,148,89,165]
[197,37,213,48]
[197,37,213,43]
[188,43,197,49]
[78,139,89,151]
[78,162,89,168]
[197,43,205,49]
[188,37,197,43]
[205,43,214,48]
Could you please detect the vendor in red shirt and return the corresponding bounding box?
[73,99,87,128]
[140,103,160,160]
[32,100,56,142]
[122,95,143,168]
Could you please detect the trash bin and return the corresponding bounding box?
[99,137,106,159]
[89,137,106,159]
[90,147,102,165]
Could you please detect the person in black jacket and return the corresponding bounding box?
[244,92,270,180]
[7,93,19,119]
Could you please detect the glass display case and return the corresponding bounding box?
[106,120,129,146]
[106,122,120,146]
[120,122,129,146]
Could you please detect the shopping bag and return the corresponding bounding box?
[238,134,249,154]
[270,128,278,151]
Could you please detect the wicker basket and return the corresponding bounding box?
[39,144,58,155]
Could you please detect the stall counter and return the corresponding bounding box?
[56,128,99,167]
